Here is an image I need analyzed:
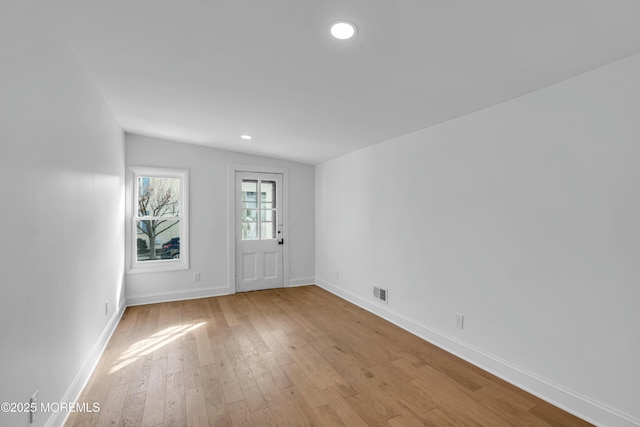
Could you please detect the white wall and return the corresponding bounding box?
[316,53,640,427]
[0,2,125,427]
[125,134,315,304]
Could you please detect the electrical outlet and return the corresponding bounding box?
[193,272,201,281]
[105,301,109,316]
[455,313,464,330]
[30,390,38,424]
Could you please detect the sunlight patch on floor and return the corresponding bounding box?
[109,322,206,374]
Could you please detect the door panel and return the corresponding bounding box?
[242,253,257,281]
[236,172,283,292]
[263,251,278,279]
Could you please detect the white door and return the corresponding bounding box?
[235,172,284,292]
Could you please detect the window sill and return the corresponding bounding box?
[126,259,189,274]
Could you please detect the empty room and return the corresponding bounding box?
[1,1,639,426]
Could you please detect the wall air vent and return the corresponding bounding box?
[373,286,388,303]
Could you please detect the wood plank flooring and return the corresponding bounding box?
[65,285,592,427]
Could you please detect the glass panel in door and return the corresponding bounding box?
[240,179,277,240]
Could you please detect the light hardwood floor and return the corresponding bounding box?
[65,285,592,427]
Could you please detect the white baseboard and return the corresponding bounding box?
[315,278,640,427]
[48,299,126,427]
[287,276,315,288]
[126,285,229,306]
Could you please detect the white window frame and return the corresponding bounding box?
[126,167,189,274]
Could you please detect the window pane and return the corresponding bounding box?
[242,201,257,209]
[137,177,181,217]
[260,209,276,239]
[242,222,258,240]
[260,209,274,222]
[242,209,258,223]
[242,209,258,240]
[242,181,258,201]
[260,181,275,209]
[261,181,275,202]
[261,221,276,239]
[136,219,180,261]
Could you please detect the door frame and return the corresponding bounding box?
[228,164,289,294]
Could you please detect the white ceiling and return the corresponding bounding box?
[45,0,640,164]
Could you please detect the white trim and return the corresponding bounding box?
[287,276,315,288]
[314,277,640,427]
[51,300,126,427]
[125,166,190,274]
[126,286,230,306]
[228,164,290,294]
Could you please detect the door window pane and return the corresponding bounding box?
[242,221,258,240]
[260,209,274,222]
[261,181,275,209]
[242,181,257,201]
[261,220,276,239]
[242,201,257,209]
[242,209,258,240]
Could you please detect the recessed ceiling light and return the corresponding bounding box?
[240,134,252,140]
[330,21,357,40]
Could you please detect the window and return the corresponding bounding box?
[241,179,277,240]
[128,167,188,273]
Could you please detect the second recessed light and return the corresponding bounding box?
[240,134,253,140]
